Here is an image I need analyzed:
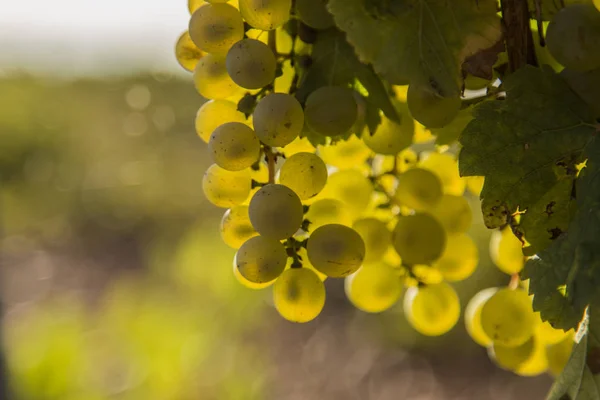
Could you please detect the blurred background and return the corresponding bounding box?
[0,1,552,399]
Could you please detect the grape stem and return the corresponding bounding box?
[264,146,276,184]
[508,273,520,290]
[286,238,303,268]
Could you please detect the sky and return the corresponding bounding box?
[0,0,192,76]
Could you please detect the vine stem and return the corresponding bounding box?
[500,0,538,71]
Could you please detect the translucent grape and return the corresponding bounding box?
[253,93,304,147]
[392,213,446,265]
[195,100,247,143]
[320,169,373,217]
[546,333,574,377]
[307,224,366,278]
[207,0,231,3]
[305,86,358,136]
[407,83,461,128]
[226,39,277,90]
[480,288,536,347]
[352,218,391,264]
[220,205,258,248]
[295,0,334,30]
[433,234,478,282]
[419,152,465,196]
[193,54,240,99]
[284,136,315,156]
[464,287,497,347]
[305,199,353,230]
[208,122,260,171]
[535,315,571,345]
[249,184,303,239]
[235,236,287,283]
[239,0,291,30]
[188,3,245,54]
[403,282,460,336]
[489,228,525,274]
[233,259,274,289]
[203,164,251,207]
[596,0,600,11]
[278,152,327,200]
[429,194,473,234]
[189,0,205,13]
[175,31,204,72]
[465,176,484,196]
[273,267,325,323]
[515,336,549,377]
[490,338,535,371]
[394,168,443,211]
[344,263,402,313]
[318,135,371,169]
[362,103,414,155]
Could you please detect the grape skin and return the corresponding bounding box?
[514,336,549,377]
[295,0,334,30]
[344,263,402,313]
[362,103,414,155]
[433,234,478,282]
[220,205,258,249]
[352,218,391,264]
[305,86,358,136]
[235,236,287,283]
[318,135,371,169]
[480,288,536,347]
[239,0,292,30]
[307,224,366,278]
[203,164,251,207]
[394,168,443,211]
[305,198,353,230]
[278,152,328,200]
[233,259,274,289]
[175,31,204,72]
[429,194,473,234]
[193,54,240,99]
[321,169,373,217]
[208,122,260,171]
[195,100,247,143]
[490,338,535,371]
[403,282,460,336]
[392,213,446,265]
[253,93,304,147]
[546,333,575,377]
[188,3,245,54]
[249,184,303,240]
[489,228,525,274]
[273,267,325,323]
[226,39,277,90]
[407,83,461,128]
[464,287,497,347]
[419,152,465,196]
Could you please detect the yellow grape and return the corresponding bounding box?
[394,168,443,211]
[362,105,414,155]
[465,176,484,196]
[232,259,273,289]
[413,122,434,144]
[490,338,535,371]
[249,184,303,239]
[464,287,497,347]
[305,198,353,230]
[403,282,460,336]
[406,264,444,286]
[202,164,251,207]
[193,53,241,100]
[253,93,304,147]
[595,0,600,11]
[275,59,296,94]
[344,263,402,313]
[429,194,473,234]
[535,314,572,345]
[320,169,373,217]
[220,205,258,248]
[284,136,315,156]
[239,0,292,30]
[318,135,371,169]
[208,122,260,171]
[175,31,204,72]
[273,267,325,323]
[235,236,287,283]
[489,227,525,275]
[515,335,549,377]
[419,152,466,196]
[392,213,446,265]
[352,218,391,264]
[433,233,478,282]
[480,288,536,347]
[188,3,244,54]
[546,332,575,377]
[407,83,461,128]
[278,152,327,200]
[195,99,247,143]
[307,224,365,278]
[226,39,277,90]
[305,86,358,136]
[287,247,327,281]
[189,0,239,13]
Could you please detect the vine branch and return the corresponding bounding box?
[500,0,538,72]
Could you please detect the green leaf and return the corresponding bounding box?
[459,66,597,256]
[562,67,600,119]
[431,107,473,145]
[527,0,593,21]
[327,0,502,96]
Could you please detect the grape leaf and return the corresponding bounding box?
[327,0,502,97]
[459,66,597,256]
[527,0,593,21]
[562,67,600,119]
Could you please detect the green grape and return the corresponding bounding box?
[480,288,536,347]
[464,287,497,347]
[195,99,247,143]
[307,224,365,278]
[318,135,371,169]
[295,0,334,29]
[407,82,461,128]
[489,227,525,274]
[419,152,466,196]
[235,236,287,283]
[220,205,258,248]
[284,136,315,156]
[287,247,327,281]
[392,213,446,265]
[344,263,402,313]
[596,0,600,11]
[546,332,575,377]
[278,152,327,200]
[429,194,472,234]
[273,267,325,323]
[535,315,572,345]
[175,31,204,72]
[208,122,260,171]
[226,39,277,90]
[249,184,303,239]
[352,218,391,264]
[433,234,478,282]
[206,0,231,3]
[362,103,414,155]
[193,54,240,99]
[320,169,373,217]
[253,93,304,147]
[403,282,460,336]
[203,164,251,207]
[305,198,353,230]
[515,335,549,377]
[233,259,273,289]
[546,4,600,71]
[394,168,443,211]
[490,338,535,371]
[188,3,245,54]
[239,0,292,30]
[305,86,358,136]
[465,176,484,196]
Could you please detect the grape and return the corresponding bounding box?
[273,267,325,323]
[433,234,478,282]
[307,224,365,277]
[546,333,575,377]
[175,31,204,72]
[490,338,535,371]
[429,194,473,234]
[208,122,260,171]
[249,184,303,239]
[403,282,460,336]
[220,205,258,248]
[235,236,287,283]
[195,100,246,143]
[288,247,327,281]
[464,287,497,347]
[305,198,353,230]
[318,135,371,169]
[188,3,245,54]
[596,0,600,11]
[489,228,525,275]
[407,83,461,128]
[515,336,549,377]
[207,0,231,3]
[320,169,373,217]
[352,218,391,264]
[546,4,600,71]
[295,0,334,30]
[466,176,484,196]
[239,0,292,30]
[253,93,304,147]
[394,168,443,211]
[344,263,402,313]
[226,39,277,90]
[189,0,205,13]
[362,103,414,155]
[284,136,315,156]
[193,54,240,99]
[278,152,327,199]
[480,288,536,347]
[392,213,446,265]
[203,164,251,207]
[535,315,571,345]
[305,86,358,136]
[419,152,466,196]
[233,259,273,289]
